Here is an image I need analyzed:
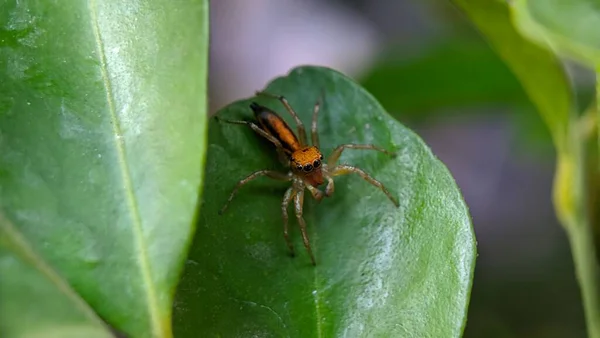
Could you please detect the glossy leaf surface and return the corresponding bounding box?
[0,1,209,337]
[173,66,476,337]
[0,214,112,338]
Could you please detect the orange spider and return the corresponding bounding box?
[218,91,399,265]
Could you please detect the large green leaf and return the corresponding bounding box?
[452,0,573,152]
[173,66,476,337]
[0,1,208,337]
[0,214,112,338]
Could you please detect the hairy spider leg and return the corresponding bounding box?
[256,91,308,146]
[281,187,296,256]
[219,170,291,215]
[293,188,316,265]
[216,116,290,166]
[306,184,324,202]
[327,144,395,167]
[327,164,399,207]
[323,143,396,200]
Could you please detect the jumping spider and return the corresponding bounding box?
[218,91,399,265]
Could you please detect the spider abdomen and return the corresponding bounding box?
[250,102,301,153]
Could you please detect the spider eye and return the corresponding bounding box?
[296,165,303,171]
[303,164,313,172]
[320,155,324,160]
[313,159,321,168]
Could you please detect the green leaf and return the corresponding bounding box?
[0,1,209,337]
[508,0,600,225]
[454,2,600,337]
[511,0,600,66]
[173,66,476,337]
[452,0,573,152]
[0,213,113,338]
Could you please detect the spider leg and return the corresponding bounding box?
[219,170,291,214]
[327,144,395,167]
[256,91,308,146]
[281,187,297,257]
[330,164,399,207]
[306,184,324,202]
[215,117,291,160]
[323,175,335,197]
[294,189,316,265]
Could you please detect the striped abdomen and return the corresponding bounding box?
[250,102,301,153]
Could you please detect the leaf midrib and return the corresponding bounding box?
[308,203,323,338]
[88,1,164,336]
[306,152,392,338]
[305,98,396,338]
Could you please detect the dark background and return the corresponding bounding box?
[207,1,592,336]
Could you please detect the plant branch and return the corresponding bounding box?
[556,106,600,338]
[566,219,600,338]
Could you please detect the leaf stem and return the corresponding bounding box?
[558,106,600,338]
[566,221,600,338]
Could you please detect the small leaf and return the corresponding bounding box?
[508,1,600,226]
[452,0,579,228]
[511,0,600,66]
[452,0,573,151]
[0,214,112,338]
[0,1,209,337]
[455,3,600,337]
[173,66,476,337]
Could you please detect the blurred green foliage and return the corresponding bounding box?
[359,39,559,155]
[361,40,529,117]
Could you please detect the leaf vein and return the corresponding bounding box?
[0,212,109,329]
[88,1,164,336]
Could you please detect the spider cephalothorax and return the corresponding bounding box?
[290,146,324,187]
[217,91,398,265]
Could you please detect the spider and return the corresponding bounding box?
[217,91,399,265]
